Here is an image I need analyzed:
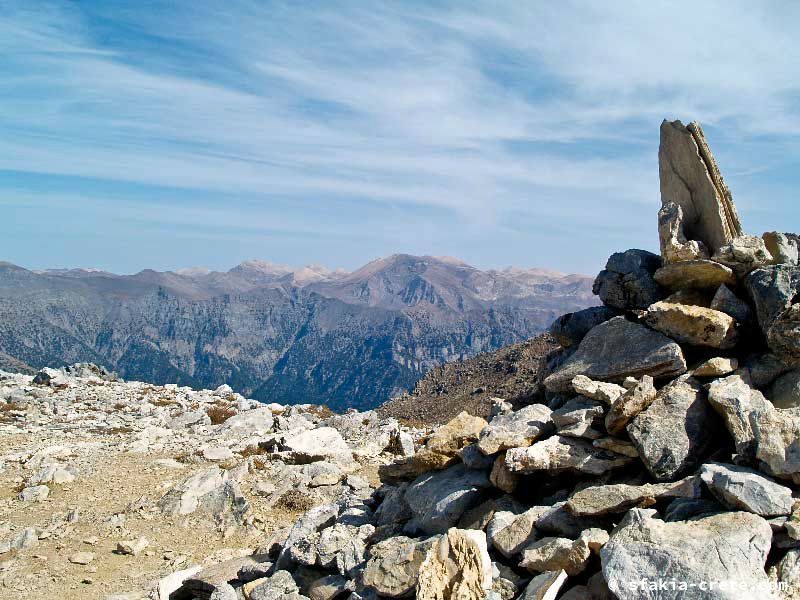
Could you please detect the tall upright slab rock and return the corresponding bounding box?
[659,120,742,258]
[543,317,686,393]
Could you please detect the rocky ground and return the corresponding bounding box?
[0,364,421,600]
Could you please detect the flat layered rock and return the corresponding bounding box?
[601,509,772,600]
[658,119,741,255]
[699,462,793,517]
[477,405,553,455]
[691,356,738,377]
[544,317,686,393]
[566,476,702,516]
[627,376,718,481]
[653,260,735,290]
[505,435,633,476]
[644,301,738,349]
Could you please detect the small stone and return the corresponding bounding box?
[477,405,552,455]
[505,435,632,476]
[571,375,625,405]
[518,570,568,600]
[69,552,95,565]
[18,485,49,502]
[763,231,799,265]
[551,397,604,439]
[116,537,150,556]
[691,357,738,377]
[412,412,488,472]
[604,375,656,436]
[591,437,639,458]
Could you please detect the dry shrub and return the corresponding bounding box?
[206,402,237,425]
[275,489,315,512]
[306,405,335,420]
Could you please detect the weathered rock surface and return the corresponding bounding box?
[644,301,738,349]
[654,259,735,290]
[544,317,686,392]
[605,375,656,436]
[714,234,774,276]
[477,405,552,455]
[746,265,800,361]
[699,462,794,517]
[566,476,702,516]
[412,411,487,472]
[601,509,773,600]
[627,376,717,481]
[571,375,626,405]
[592,250,663,310]
[707,374,773,458]
[549,306,616,348]
[519,570,568,600]
[691,356,738,377]
[416,528,492,600]
[770,370,800,409]
[505,435,633,476]
[764,231,799,266]
[710,283,751,322]
[658,119,741,255]
[658,201,710,263]
[362,536,437,598]
[551,397,604,439]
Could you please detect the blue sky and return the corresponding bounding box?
[2,1,800,275]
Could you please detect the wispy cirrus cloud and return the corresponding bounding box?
[1,1,799,274]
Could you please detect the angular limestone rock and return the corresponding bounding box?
[519,570,568,600]
[544,317,686,393]
[763,232,799,266]
[710,284,751,322]
[505,435,633,476]
[592,250,663,310]
[551,397,605,439]
[412,412,488,472]
[746,265,800,361]
[707,374,773,459]
[713,234,774,277]
[644,301,738,349]
[691,356,738,377]
[416,528,492,600]
[477,405,553,456]
[658,120,741,255]
[566,476,702,516]
[605,375,656,436]
[362,536,437,598]
[658,201,709,263]
[571,375,626,405]
[627,376,718,481]
[654,259,735,290]
[601,509,773,600]
[520,529,607,577]
[699,462,793,517]
[750,408,800,484]
[487,508,544,558]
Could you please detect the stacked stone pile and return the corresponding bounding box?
[71,120,800,600]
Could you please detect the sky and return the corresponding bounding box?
[2,1,800,276]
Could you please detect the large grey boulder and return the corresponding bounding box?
[627,376,718,481]
[746,265,800,361]
[544,317,686,393]
[592,250,663,310]
[601,508,774,600]
[404,464,491,535]
[157,467,248,525]
[699,462,793,517]
[658,119,741,256]
[549,306,616,348]
[477,405,552,456]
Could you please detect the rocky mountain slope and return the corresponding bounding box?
[0,255,595,411]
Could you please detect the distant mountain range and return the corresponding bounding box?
[0,255,597,410]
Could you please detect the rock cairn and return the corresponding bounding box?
[187,119,800,600]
